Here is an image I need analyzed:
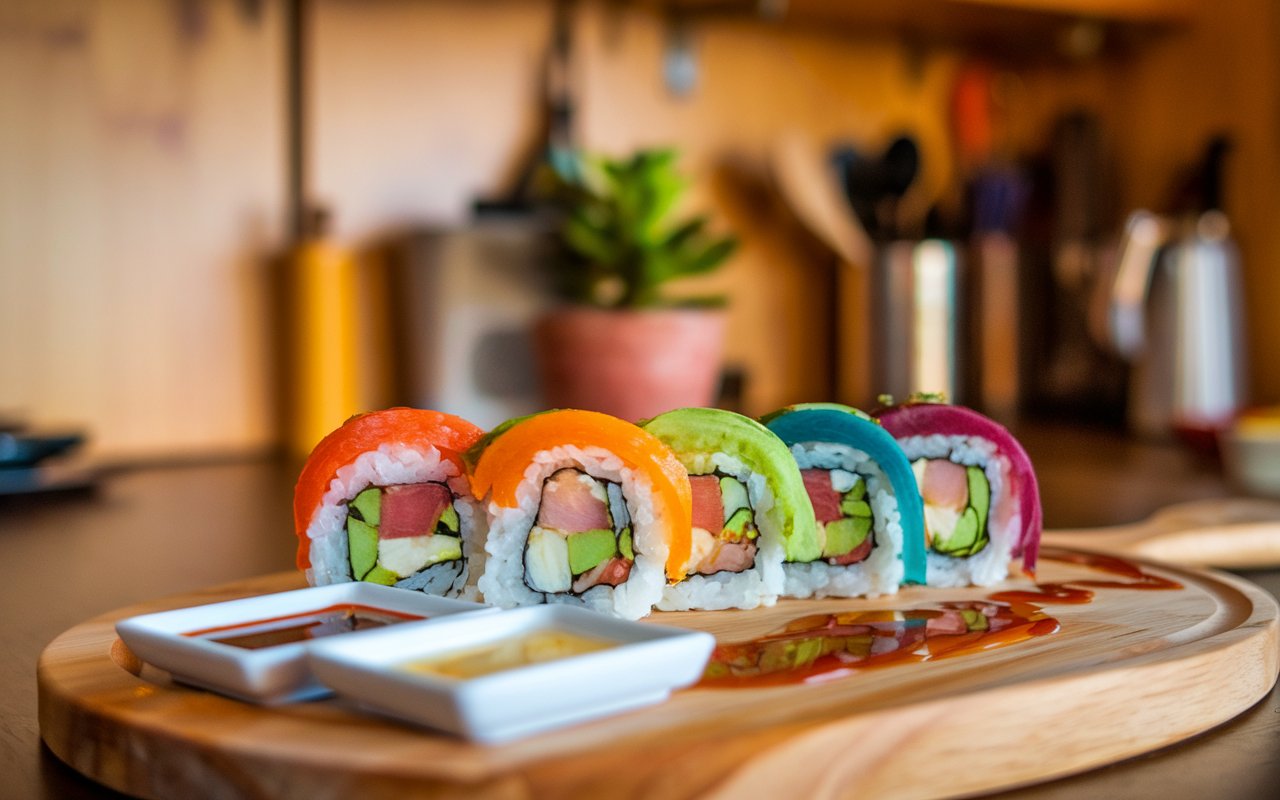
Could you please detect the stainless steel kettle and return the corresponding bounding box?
[1109,207,1246,439]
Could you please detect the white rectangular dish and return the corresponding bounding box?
[115,583,490,704]
[308,604,715,743]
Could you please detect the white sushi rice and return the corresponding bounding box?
[656,452,785,612]
[475,445,667,620]
[303,442,483,599]
[782,442,906,599]
[896,434,1018,587]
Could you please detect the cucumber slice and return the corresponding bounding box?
[719,476,750,519]
[967,466,990,531]
[618,527,634,560]
[437,503,460,533]
[362,565,399,585]
[347,517,379,580]
[350,487,381,526]
[934,507,979,555]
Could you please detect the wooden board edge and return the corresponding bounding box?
[36,570,1280,800]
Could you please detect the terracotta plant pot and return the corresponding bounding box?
[534,307,727,421]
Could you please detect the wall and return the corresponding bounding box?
[0,0,284,458]
[3,0,1278,458]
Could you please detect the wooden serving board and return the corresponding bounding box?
[39,544,1278,800]
[1041,496,1280,569]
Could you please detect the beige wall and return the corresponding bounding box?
[0,0,284,458]
[4,0,1278,457]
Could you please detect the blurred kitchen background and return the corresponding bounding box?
[3,0,1279,478]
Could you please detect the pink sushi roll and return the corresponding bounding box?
[875,401,1041,587]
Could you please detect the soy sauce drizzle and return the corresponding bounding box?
[700,549,1182,688]
[701,601,1058,688]
[990,546,1183,605]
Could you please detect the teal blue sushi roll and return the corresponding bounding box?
[762,403,927,597]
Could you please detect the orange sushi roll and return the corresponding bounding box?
[467,409,691,619]
[294,408,485,598]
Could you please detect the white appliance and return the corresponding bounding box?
[391,215,556,429]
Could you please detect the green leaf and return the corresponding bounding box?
[546,147,736,308]
[673,236,738,277]
[661,216,708,251]
[668,295,729,309]
[563,210,620,266]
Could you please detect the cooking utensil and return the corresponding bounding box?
[831,134,920,240]
[1109,138,1247,441]
[874,238,964,403]
[771,131,874,268]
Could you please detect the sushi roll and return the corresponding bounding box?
[467,409,692,620]
[294,408,486,598]
[875,400,1042,587]
[641,408,818,611]
[763,403,927,598]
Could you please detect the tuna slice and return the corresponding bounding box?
[537,469,611,533]
[572,556,632,593]
[925,610,970,636]
[689,475,725,533]
[380,482,451,539]
[801,469,843,523]
[828,537,872,566]
[918,459,968,510]
[696,539,757,575]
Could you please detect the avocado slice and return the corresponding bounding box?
[525,527,571,593]
[822,516,871,558]
[567,528,618,575]
[618,526,634,560]
[719,476,750,519]
[842,475,867,503]
[960,608,989,631]
[794,637,823,666]
[346,517,379,580]
[362,565,399,586]
[759,638,822,673]
[437,503,460,534]
[840,497,872,519]
[934,507,979,555]
[966,466,990,531]
[722,507,754,542]
[350,487,381,526]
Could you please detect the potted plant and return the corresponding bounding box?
[535,149,739,421]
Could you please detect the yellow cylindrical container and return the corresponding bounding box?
[287,208,360,459]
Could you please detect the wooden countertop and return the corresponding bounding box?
[4,424,1278,799]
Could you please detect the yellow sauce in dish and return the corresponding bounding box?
[401,629,615,679]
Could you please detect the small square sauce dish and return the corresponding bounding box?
[115,583,491,705]
[307,604,715,743]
